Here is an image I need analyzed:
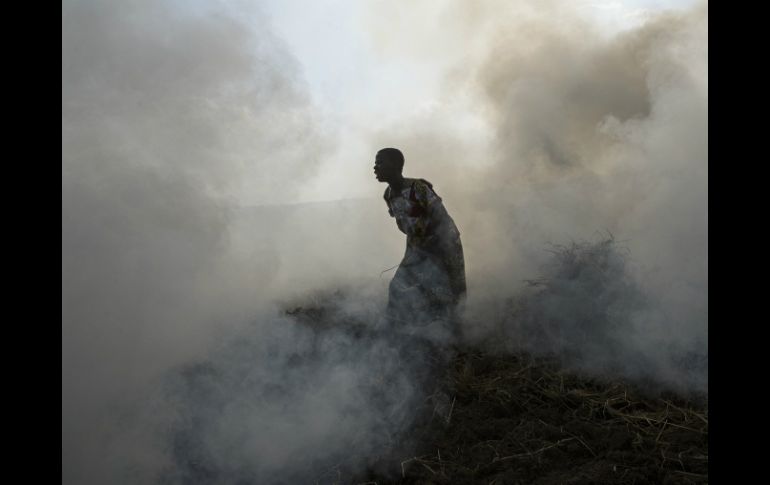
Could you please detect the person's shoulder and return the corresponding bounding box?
[407,178,434,190]
[411,178,442,204]
[415,178,433,189]
[411,178,436,193]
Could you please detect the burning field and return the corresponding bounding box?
[280,308,708,484]
[358,349,708,484]
[161,239,707,485]
[63,2,707,483]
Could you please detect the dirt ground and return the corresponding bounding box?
[355,348,708,485]
[282,295,707,485]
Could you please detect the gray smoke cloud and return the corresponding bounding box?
[143,290,448,484]
[366,0,707,391]
[62,0,335,482]
[63,0,707,483]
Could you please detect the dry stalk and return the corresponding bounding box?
[494,438,575,462]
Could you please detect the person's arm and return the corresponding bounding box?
[411,179,446,242]
[383,187,394,217]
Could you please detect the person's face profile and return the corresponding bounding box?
[374,154,395,182]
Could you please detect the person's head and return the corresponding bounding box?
[374,148,404,183]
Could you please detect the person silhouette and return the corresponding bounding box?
[373,147,466,332]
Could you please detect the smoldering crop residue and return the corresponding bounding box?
[470,236,707,395]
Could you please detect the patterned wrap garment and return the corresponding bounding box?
[384,178,466,323]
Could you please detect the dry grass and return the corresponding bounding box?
[283,286,707,485]
[358,349,708,485]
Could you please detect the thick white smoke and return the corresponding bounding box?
[365,0,707,391]
[62,0,333,482]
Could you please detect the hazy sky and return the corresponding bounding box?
[255,0,702,204]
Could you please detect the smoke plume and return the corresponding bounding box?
[366,0,707,390]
